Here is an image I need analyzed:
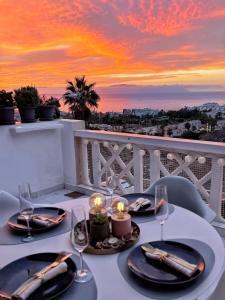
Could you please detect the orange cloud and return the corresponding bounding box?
[1,0,225,90]
[117,0,225,36]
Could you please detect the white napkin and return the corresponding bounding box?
[12,262,68,300]
[17,214,62,228]
[143,246,198,278]
[129,198,151,211]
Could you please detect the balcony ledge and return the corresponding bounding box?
[9,121,63,134]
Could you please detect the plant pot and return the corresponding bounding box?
[18,107,36,123]
[0,107,15,125]
[90,221,110,246]
[38,105,55,121]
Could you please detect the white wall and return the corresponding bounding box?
[0,121,65,196]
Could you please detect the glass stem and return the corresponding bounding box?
[25,217,32,238]
[160,220,164,241]
[79,251,83,271]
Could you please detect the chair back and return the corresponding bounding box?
[146,176,216,223]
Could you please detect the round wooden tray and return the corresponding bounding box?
[84,220,140,255]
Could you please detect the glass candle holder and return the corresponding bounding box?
[89,193,107,220]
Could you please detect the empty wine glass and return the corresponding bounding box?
[105,166,118,213]
[71,206,92,283]
[155,185,169,241]
[18,183,34,242]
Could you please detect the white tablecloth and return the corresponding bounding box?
[0,197,224,300]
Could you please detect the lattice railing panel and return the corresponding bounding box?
[77,135,225,220]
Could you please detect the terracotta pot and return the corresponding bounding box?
[38,105,55,121]
[0,107,15,125]
[89,221,110,246]
[18,107,36,123]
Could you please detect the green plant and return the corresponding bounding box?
[40,95,60,107]
[0,90,14,107]
[63,75,100,121]
[14,86,40,108]
[93,214,108,225]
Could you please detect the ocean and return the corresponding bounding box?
[41,90,225,113]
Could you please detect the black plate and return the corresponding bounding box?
[123,193,154,215]
[0,253,76,299]
[8,207,66,233]
[128,241,205,286]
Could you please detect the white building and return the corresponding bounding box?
[123,108,159,117]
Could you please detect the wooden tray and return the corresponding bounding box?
[84,220,140,255]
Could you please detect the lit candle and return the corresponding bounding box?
[111,197,131,238]
[94,196,103,213]
[89,193,107,220]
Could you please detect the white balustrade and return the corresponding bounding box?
[74,130,225,221]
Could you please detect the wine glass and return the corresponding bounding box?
[105,166,118,213]
[18,183,34,242]
[155,185,169,241]
[71,206,92,283]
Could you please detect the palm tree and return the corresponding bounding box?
[63,76,100,121]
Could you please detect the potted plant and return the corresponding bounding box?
[38,96,60,121]
[0,90,15,125]
[90,214,110,246]
[14,86,40,123]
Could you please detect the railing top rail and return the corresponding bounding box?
[74,129,225,156]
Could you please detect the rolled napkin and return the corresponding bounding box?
[17,213,65,228]
[141,243,198,278]
[129,198,151,212]
[12,262,68,300]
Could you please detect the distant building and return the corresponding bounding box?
[123,108,159,117]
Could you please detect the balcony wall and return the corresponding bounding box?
[0,121,65,196]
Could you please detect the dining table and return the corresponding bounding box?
[0,196,224,300]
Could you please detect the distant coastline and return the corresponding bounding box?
[37,85,225,112]
[49,91,225,113]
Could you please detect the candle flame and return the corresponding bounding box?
[117,201,124,212]
[94,197,102,207]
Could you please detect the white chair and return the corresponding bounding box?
[146,176,216,223]
[0,191,20,227]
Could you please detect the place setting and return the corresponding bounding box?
[0,184,71,245]
[117,184,214,299]
[122,191,175,224]
[0,205,97,300]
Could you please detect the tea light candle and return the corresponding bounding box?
[89,193,107,220]
[111,197,131,238]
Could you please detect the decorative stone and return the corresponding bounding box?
[108,237,119,245]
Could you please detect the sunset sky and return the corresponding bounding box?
[1,0,225,92]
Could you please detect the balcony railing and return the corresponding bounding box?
[74,129,225,223]
[0,120,224,228]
